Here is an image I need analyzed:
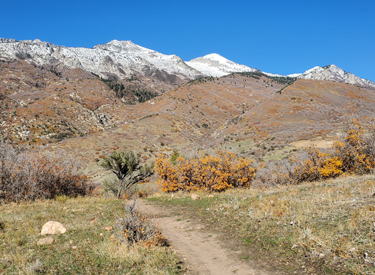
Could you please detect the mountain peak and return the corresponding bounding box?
[291,64,375,89]
[187,53,255,77]
[107,39,135,46]
[0,37,374,89]
[201,53,229,62]
[94,40,144,53]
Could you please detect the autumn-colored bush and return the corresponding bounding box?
[0,143,93,203]
[155,150,256,192]
[289,147,343,184]
[255,118,375,186]
[292,119,375,183]
[333,118,375,174]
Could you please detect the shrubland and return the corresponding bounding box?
[156,118,375,192]
[0,145,180,274]
[2,117,375,274]
[0,143,93,203]
[149,175,375,274]
[151,118,375,274]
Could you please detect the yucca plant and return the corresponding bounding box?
[100,151,153,199]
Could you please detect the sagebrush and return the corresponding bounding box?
[0,143,93,202]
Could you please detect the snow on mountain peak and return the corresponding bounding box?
[201,53,231,63]
[0,38,203,80]
[94,40,148,54]
[0,38,374,89]
[187,53,255,77]
[289,64,375,89]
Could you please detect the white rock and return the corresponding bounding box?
[41,221,67,235]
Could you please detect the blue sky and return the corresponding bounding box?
[1,0,374,81]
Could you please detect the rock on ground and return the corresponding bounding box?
[41,221,67,235]
[37,237,54,245]
[191,194,200,200]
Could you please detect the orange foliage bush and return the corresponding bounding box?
[291,148,343,183]
[284,118,375,184]
[333,118,375,174]
[0,144,93,203]
[155,150,256,192]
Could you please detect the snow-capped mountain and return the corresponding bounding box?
[0,38,374,89]
[289,65,375,89]
[0,39,203,81]
[186,53,256,77]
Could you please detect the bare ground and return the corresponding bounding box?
[138,200,284,275]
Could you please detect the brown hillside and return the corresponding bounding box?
[2,62,375,178]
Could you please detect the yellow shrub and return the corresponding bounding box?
[333,118,375,174]
[155,150,256,193]
[289,118,375,184]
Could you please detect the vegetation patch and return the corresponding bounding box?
[0,143,93,203]
[148,174,375,274]
[155,150,256,192]
[100,78,158,104]
[0,197,181,274]
[236,71,297,85]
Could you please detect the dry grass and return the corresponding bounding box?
[149,174,375,274]
[0,196,181,274]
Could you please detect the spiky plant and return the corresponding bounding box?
[100,151,153,199]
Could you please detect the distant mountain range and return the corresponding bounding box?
[0,38,374,89]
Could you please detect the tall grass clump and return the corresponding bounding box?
[0,143,93,203]
[113,199,166,247]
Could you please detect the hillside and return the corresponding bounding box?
[35,72,375,180]
[1,39,375,179]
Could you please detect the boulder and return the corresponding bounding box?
[41,221,67,235]
[37,237,54,245]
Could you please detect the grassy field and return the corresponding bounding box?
[148,175,375,274]
[0,196,181,274]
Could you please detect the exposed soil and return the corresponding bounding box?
[138,200,284,275]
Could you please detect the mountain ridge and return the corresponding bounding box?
[0,38,374,89]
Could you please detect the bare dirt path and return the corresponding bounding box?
[138,199,282,275]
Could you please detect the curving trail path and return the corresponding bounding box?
[138,200,281,275]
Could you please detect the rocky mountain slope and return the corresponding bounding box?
[1,38,374,89]
[0,39,203,82]
[289,65,375,89]
[38,72,375,178]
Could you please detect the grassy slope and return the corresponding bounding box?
[148,175,375,274]
[0,197,181,274]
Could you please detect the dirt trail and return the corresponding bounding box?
[138,200,280,275]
